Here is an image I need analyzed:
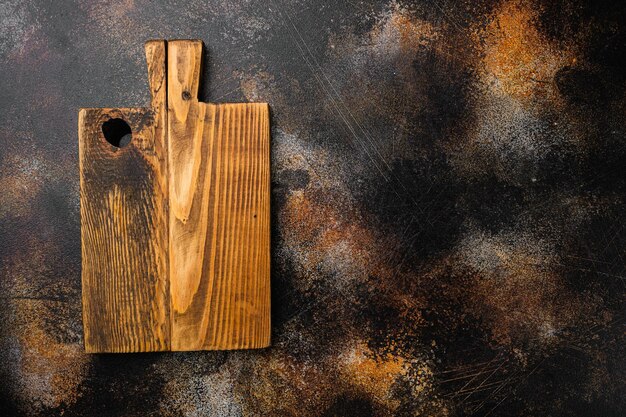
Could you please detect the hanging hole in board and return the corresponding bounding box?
[102,118,132,148]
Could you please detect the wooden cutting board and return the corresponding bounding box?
[79,40,270,353]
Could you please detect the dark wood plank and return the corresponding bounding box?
[79,40,169,353]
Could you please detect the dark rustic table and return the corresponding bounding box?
[0,0,624,416]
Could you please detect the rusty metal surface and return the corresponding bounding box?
[0,0,624,415]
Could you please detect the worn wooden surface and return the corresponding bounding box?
[1,1,625,416]
[79,41,170,353]
[79,40,270,352]
[168,40,270,350]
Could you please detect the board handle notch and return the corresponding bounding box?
[167,40,203,107]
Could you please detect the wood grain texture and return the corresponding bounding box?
[168,40,271,350]
[79,40,169,353]
[79,39,270,352]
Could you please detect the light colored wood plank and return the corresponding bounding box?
[79,40,170,353]
[167,40,270,350]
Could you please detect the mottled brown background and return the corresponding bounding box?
[0,0,624,416]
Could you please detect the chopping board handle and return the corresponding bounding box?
[168,40,203,109]
[145,40,167,113]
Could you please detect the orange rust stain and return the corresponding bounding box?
[339,341,436,411]
[476,0,575,100]
[281,188,429,317]
[281,190,372,272]
[237,353,343,416]
[3,235,89,411]
[341,342,406,398]
[282,191,335,245]
[430,233,609,350]
[282,190,387,288]
[387,11,439,51]
[470,249,571,347]
[17,320,89,409]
